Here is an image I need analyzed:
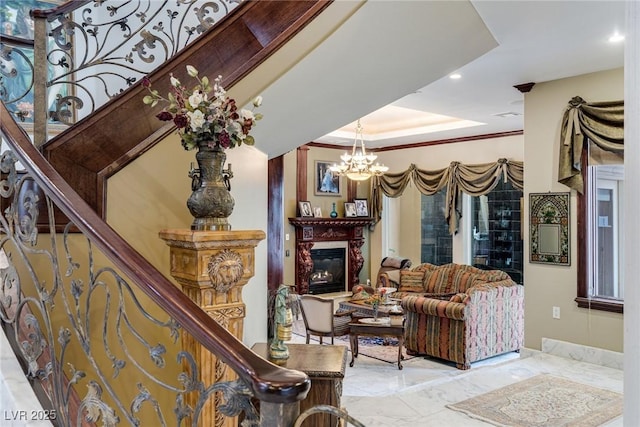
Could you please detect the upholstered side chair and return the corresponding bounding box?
[298,294,355,344]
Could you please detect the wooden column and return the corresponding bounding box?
[159,229,266,427]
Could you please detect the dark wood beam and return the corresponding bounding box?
[267,156,284,292]
[296,146,309,210]
[514,82,536,93]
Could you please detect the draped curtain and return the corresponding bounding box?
[558,96,624,193]
[370,158,524,234]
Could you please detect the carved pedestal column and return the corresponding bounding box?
[159,229,265,427]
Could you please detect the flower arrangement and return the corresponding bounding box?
[142,65,263,151]
[365,288,387,308]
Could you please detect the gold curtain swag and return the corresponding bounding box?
[558,96,624,193]
[370,158,524,235]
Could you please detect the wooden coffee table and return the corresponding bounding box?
[348,318,405,370]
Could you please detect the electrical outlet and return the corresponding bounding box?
[552,306,560,319]
[285,233,290,241]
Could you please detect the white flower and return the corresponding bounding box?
[188,91,206,108]
[229,121,242,136]
[188,110,206,131]
[252,96,263,107]
[186,65,198,77]
[213,75,226,97]
[240,109,254,121]
[170,74,180,87]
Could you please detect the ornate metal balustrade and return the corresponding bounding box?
[0,102,313,426]
[0,104,365,426]
[1,0,241,131]
[0,1,367,424]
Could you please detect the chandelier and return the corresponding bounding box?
[329,120,388,181]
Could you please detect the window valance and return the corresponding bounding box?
[370,158,524,234]
[558,96,624,193]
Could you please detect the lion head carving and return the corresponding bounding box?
[207,250,244,293]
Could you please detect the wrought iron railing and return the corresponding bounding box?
[1,1,366,424]
[1,0,241,136]
[0,101,312,425]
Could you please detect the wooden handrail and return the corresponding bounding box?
[0,33,34,48]
[31,0,93,19]
[0,101,310,404]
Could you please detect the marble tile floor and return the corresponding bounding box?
[2,323,624,427]
[290,333,624,426]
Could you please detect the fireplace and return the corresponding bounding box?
[289,217,375,295]
[308,246,347,295]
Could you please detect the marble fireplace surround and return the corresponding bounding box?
[289,217,375,295]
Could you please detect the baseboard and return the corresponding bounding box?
[541,337,623,370]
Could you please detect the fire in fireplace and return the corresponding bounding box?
[308,247,346,294]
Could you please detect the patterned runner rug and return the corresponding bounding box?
[447,374,622,427]
[291,319,418,365]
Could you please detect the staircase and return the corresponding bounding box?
[0,1,332,425]
[38,0,332,218]
[0,1,501,424]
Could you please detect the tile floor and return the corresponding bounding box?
[3,323,624,426]
[290,330,624,426]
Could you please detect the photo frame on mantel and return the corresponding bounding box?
[298,201,313,218]
[529,192,570,265]
[354,198,369,217]
[344,202,357,218]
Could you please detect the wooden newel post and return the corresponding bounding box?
[159,229,266,427]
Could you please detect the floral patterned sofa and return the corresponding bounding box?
[396,263,524,370]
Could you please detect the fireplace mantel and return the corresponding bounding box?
[289,217,375,294]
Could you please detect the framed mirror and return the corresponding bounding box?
[529,192,570,265]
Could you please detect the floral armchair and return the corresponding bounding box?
[397,263,524,369]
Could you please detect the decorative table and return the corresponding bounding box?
[252,343,347,427]
[348,318,405,370]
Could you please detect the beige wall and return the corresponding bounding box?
[365,69,624,354]
[107,133,269,347]
[103,69,624,355]
[523,68,624,352]
[369,135,524,271]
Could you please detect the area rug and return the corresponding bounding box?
[291,319,418,365]
[447,374,622,427]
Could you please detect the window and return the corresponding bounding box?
[469,180,523,283]
[420,191,451,265]
[576,145,624,312]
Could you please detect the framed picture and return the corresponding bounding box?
[314,160,341,196]
[313,206,322,217]
[344,202,357,217]
[529,192,570,265]
[298,201,313,218]
[354,199,369,217]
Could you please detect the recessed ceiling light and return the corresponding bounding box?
[449,73,462,80]
[609,32,625,43]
